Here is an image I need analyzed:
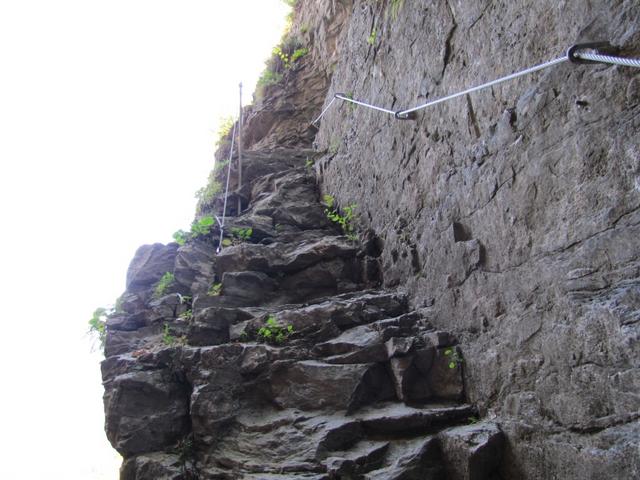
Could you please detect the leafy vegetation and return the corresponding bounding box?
[230,226,253,242]
[154,272,175,299]
[215,116,235,148]
[367,27,377,45]
[179,309,193,321]
[88,307,109,350]
[208,282,222,296]
[173,216,217,246]
[195,172,223,211]
[389,0,404,19]
[162,323,176,345]
[255,2,309,102]
[257,315,295,344]
[444,348,463,369]
[291,47,309,62]
[323,194,358,241]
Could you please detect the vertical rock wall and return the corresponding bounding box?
[315,0,640,478]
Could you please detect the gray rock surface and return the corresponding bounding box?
[313,0,639,478]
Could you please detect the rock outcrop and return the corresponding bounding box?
[102,0,639,479]
[103,149,503,479]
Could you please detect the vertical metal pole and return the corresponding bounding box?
[237,82,243,215]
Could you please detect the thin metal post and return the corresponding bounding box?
[237,82,243,215]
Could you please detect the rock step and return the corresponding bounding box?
[204,404,497,479]
[189,289,409,347]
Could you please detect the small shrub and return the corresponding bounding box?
[154,272,175,299]
[195,173,223,209]
[173,229,189,246]
[215,116,235,148]
[191,216,215,236]
[162,323,176,345]
[208,283,222,296]
[88,307,109,350]
[179,309,193,321]
[230,227,253,242]
[257,315,294,344]
[444,348,463,369]
[291,47,309,62]
[173,216,216,247]
[323,194,358,241]
[367,27,377,45]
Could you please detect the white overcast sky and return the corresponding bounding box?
[0,1,290,478]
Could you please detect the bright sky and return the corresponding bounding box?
[0,1,290,478]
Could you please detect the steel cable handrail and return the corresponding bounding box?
[311,43,639,126]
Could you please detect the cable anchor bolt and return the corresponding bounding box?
[395,111,417,120]
[567,41,619,64]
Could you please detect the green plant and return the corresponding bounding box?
[88,307,109,350]
[215,116,235,148]
[444,348,463,369]
[179,309,193,321]
[195,174,222,208]
[208,282,222,296]
[154,272,175,299]
[367,27,377,45]
[173,216,216,246]
[221,238,232,247]
[257,69,284,89]
[257,315,295,344]
[388,0,404,19]
[173,229,189,246]
[291,47,309,62]
[305,157,314,169]
[230,226,253,242]
[323,194,358,241]
[162,323,176,345]
[281,0,298,6]
[191,216,215,236]
[468,416,480,425]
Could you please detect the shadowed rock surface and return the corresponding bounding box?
[103,146,502,478]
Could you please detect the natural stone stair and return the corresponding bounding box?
[103,148,504,479]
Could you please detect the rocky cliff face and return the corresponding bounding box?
[102,1,639,479]
[315,0,639,478]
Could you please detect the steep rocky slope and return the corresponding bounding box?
[102,0,639,479]
[103,150,503,479]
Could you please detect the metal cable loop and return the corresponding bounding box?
[216,120,237,253]
[309,44,638,126]
[575,51,640,68]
